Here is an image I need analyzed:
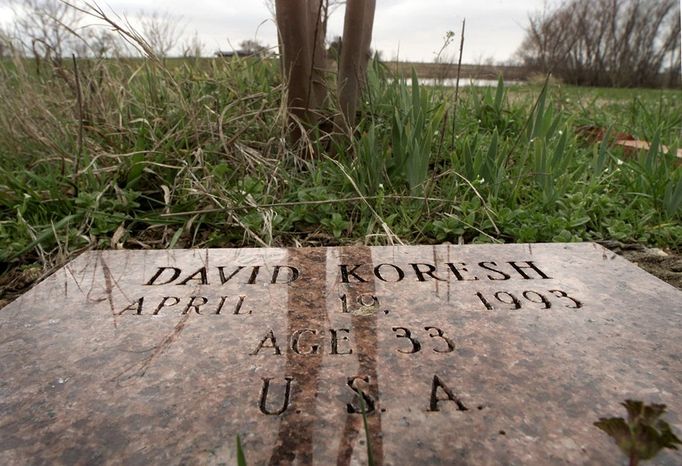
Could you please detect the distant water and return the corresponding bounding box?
[391,78,523,87]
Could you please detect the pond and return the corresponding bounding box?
[409,77,523,87]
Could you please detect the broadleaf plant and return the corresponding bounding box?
[595,400,681,466]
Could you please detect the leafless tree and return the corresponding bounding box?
[2,0,132,60]
[517,0,681,87]
[181,31,204,58]
[139,10,185,58]
[6,0,83,61]
[82,28,127,58]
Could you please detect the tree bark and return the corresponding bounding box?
[337,0,376,128]
[275,0,327,127]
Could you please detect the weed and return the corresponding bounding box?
[595,400,681,466]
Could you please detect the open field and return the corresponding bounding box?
[0,56,680,303]
[157,58,530,81]
[385,61,531,81]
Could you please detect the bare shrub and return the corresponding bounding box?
[517,0,681,87]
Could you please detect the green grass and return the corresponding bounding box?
[236,434,247,466]
[0,55,680,283]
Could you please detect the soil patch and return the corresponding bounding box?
[599,241,682,290]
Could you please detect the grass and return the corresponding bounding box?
[236,434,247,466]
[0,53,680,297]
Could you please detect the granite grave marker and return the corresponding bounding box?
[0,243,681,464]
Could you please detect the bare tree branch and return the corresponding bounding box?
[516,0,680,87]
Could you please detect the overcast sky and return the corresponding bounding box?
[2,0,548,62]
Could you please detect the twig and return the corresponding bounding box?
[71,54,84,193]
[451,19,465,148]
[61,1,161,66]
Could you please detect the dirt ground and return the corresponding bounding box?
[597,241,682,290]
[0,242,679,310]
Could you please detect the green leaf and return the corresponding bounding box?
[411,68,420,113]
[634,423,675,460]
[658,420,682,451]
[494,75,505,113]
[595,400,681,464]
[357,388,375,466]
[594,417,632,452]
[236,434,247,466]
[591,126,612,177]
[4,213,83,261]
[126,153,145,187]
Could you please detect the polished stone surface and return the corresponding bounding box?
[1,243,681,465]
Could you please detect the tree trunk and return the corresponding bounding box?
[337,0,376,128]
[275,0,327,129]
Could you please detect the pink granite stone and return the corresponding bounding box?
[0,243,681,465]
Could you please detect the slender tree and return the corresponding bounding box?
[274,0,327,127]
[273,0,376,139]
[337,0,375,126]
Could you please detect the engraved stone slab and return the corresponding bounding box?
[1,243,681,465]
